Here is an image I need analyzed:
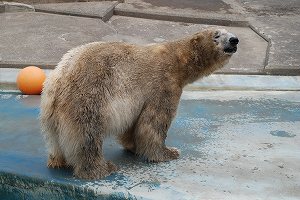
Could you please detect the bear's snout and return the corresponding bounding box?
[224,35,238,54]
[229,37,239,45]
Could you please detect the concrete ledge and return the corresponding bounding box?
[114,3,249,27]
[248,24,272,68]
[34,1,119,22]
[2,2,34,12]
[247,15,300,75]
[0,68,52,91]
[186,74,300,91]
[0,61,56,69]
[4,63,299,76]
[264,66,300,76]
[0,63,278,76]
[1,68,299,92]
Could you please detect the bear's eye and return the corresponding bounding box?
[214,30,221,39]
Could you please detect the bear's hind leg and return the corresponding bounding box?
[60,122,118,179]
[47,139,67,169]
[72,138,118,179]
[41,120,67,168]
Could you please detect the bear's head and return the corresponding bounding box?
[190,28,239,73]
[213,28,239,55]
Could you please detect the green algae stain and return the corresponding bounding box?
[270,130,296,138]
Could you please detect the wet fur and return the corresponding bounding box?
[40,29,232,179]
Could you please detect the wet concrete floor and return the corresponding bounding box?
[0,90,299,199]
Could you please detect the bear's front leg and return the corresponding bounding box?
[134,89,181,162]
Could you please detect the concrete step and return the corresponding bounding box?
[0,2,34,13]
[114,2,248,27]
[34,1,119,22]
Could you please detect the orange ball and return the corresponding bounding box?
[17,66,46,95]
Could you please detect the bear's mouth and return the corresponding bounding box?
[224,46,237,54]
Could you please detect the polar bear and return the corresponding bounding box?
[40,28,238,179]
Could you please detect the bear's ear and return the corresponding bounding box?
[191,33,205,46]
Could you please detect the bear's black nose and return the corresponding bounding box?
[229,37,239,45]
